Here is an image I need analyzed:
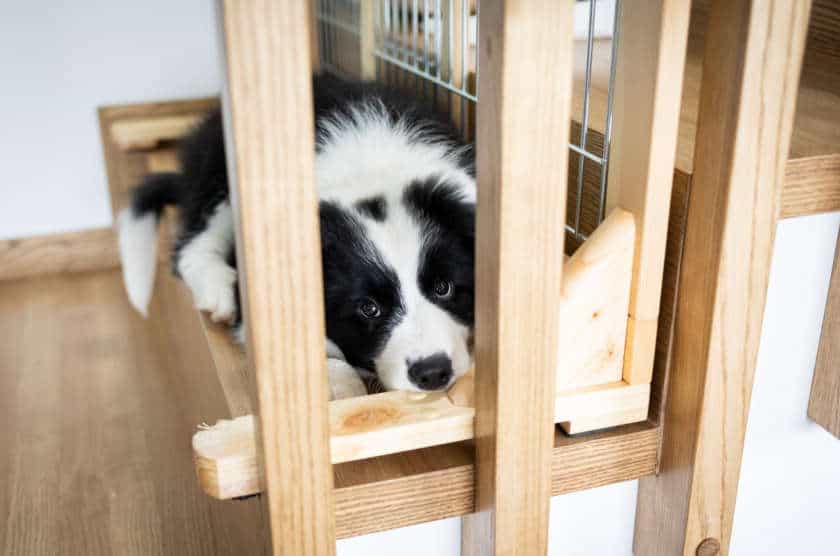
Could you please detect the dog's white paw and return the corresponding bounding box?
[327,359,368,401]
[184,264,238,324]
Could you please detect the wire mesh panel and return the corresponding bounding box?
[315,0,621,243]
[567,0,621,243]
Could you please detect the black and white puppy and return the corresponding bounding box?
[118,74,476,400]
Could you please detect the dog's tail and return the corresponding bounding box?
[117,173,181,316]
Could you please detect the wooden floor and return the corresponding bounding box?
[0,270,267,555]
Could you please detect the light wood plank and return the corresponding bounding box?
[605,0,691,386]
[808,230,840,438]
[200,314,253,417]
[192,381,653,499]
[0,228,119,282]
[780,154,840,219]
[557,208,635,390]
[330,390,475,462]
[337,423,658,539]
[468,2,573,554]
[218,1,335,555]
[191,418,658,537]
[634,1,812,555]
[557,382,650,435]
[110,114,203,152]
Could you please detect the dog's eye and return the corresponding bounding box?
[358,298,381,319]
[433,279,453,300]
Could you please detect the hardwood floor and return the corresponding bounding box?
[0,270,266,555]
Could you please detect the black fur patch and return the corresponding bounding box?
[355,196,387,221]
[319,201,405,371]
[403,178,475,325]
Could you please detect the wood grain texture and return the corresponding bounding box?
[556,208,634,390]
[557,382,650,435]
[191,418,658,538]
[605,0,691,387]
[0,270,267,555]
[808,230,840,438]
[219,1,335,554]
[0,228,119,281]
[634,1,812,555]
[780,154,840,219]
[467,1,573,555]
[193,380,654,498]
[648,170,692,433]
[200,315,253,417]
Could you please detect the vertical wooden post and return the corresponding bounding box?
[359,0,376,79]
[604,0,692,385]
[219,1,336,555]
[462,1,573,555]
[634,1,812,555]
[808,231,840,438]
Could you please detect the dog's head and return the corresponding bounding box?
[320,176,475,392]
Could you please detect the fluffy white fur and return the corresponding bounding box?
[117,209,159,316]
[176,202,238,323]
[316,101,476,204]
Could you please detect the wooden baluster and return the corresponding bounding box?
[634,1,812,554]
[462,1,574,554]
[218,1,336,554]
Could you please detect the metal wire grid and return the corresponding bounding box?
[373,0,477,101]
[569,0,621,240]
[315,0,621,241]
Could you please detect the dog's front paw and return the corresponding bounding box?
[327,359,368,401]
[184,264,238,324]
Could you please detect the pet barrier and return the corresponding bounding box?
[98,0,832,552]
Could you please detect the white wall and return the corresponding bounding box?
[3,3,838,554]
[730,212,840,556]
[0,0,220,239]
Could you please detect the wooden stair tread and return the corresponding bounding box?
[153,270,659,537]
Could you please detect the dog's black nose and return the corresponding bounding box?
[407,353,454,390]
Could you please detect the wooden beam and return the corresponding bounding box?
[780,154,840,219]
[634,1,812,555]
[337,423,658,540]
[192,380,651,498]
[464,1,573,555]
[0,228,119,282]
[192,418,658,535]
[218,1,335,555]
[110,114,204,152]
[605,0,692,386]
[808,230,840,438]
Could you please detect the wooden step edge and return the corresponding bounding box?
[193,380,650,500]
[780,153,840,219]
[110,114,204,152]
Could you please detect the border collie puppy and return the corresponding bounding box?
[118,74,476,400]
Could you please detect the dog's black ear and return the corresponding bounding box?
[403,177,475,243]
